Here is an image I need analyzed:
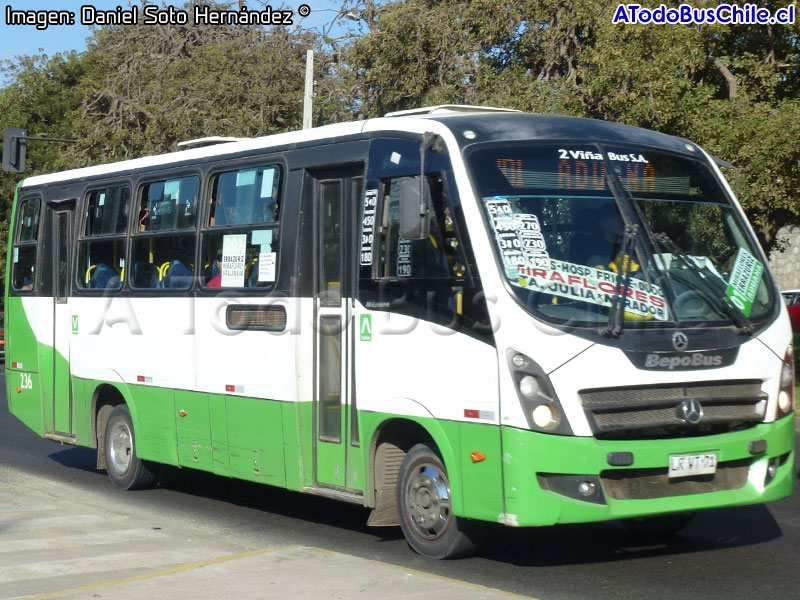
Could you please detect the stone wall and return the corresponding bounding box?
[768,225,800,291]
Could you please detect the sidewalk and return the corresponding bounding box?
[0,464,527,600]
[16,545,525,600]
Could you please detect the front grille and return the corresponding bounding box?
[580,380,767,439]
[601,458,751,500]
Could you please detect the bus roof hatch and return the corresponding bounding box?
[384,105,521,117]
[176,136,249,149]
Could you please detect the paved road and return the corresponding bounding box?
[1,373,798,599]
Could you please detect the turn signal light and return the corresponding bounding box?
[469,451,486,463]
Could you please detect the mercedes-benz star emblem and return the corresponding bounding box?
[678,398,704,424]
[672,331,689,352]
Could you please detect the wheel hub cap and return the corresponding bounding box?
[406,465,451,539]
[109,421,133,474]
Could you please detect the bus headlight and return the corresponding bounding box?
[507,349,572,435]
[778,390,792,413]
[519,375,539,399]
[532,404,558,429]
[511,353,527,368]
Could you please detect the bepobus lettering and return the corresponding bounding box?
[644,353,725,369]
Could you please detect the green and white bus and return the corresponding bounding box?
[5,106,795,558]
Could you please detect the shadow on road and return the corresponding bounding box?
[48,446,384,536]
[48,446,98,471]
[472,504,783,566]
[45,445,787,568]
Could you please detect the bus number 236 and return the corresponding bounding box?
[19,373,33,390]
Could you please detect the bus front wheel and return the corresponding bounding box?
[397,444,476,559]
[104,404,157,490]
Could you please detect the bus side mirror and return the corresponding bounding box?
[713,154,739,197]
[398,176,430,240]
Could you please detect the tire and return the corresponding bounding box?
[104,404,157,490]
[622,512,695,537]
[396,443,476,559]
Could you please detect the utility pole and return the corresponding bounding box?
[303,50,314,130]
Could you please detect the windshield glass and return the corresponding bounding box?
[468,144,773,328]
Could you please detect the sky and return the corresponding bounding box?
[0,0,352,78]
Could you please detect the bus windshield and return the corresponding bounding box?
[468,143,773,329]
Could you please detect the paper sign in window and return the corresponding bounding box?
[221,234,247,287]
[164,179,181,199]
[260,168,275,198]
[725,247,764,316]
[360,189,378,266]
[514,258,668,321]
[258,252,276,282]
[251,229,273,247]
[236,169,256,187]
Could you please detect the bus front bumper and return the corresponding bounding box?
[500,415,795,527]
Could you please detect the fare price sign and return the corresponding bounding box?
[360,189,378,266]
[484,198,550,271]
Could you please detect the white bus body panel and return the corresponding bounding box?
[353,301,499,423]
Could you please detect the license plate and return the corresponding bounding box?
[668,453,717,479]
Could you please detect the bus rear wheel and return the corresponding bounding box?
[397,444,476,559]
[104,404,157,490]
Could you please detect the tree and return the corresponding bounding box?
[0,50,86,283]
[0,1,346,284]
[345,0,800,251]
[0,0,797,280]
[72,1,344,162]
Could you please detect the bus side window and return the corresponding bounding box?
[380,174,458,279]
[77,186,130,291]
[364,137,491,336]
[131,176,199,290]
[376,171,470,323]
[203,165,281,289]
[11,196,41,292]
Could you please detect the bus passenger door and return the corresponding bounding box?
[47,202,75,437]
[313,167,363,491]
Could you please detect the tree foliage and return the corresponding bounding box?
[0,50,87,282]
[73,9,340,161]
[0,0,798,287]
[347,0,800,249]
[0,1,347,283]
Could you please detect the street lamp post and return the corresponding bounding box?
[303,49,314,130]
[300,8,361,130]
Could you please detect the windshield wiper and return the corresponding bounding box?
[604,223,638,337]
[599,151,679,336]
[653,233,752,334]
